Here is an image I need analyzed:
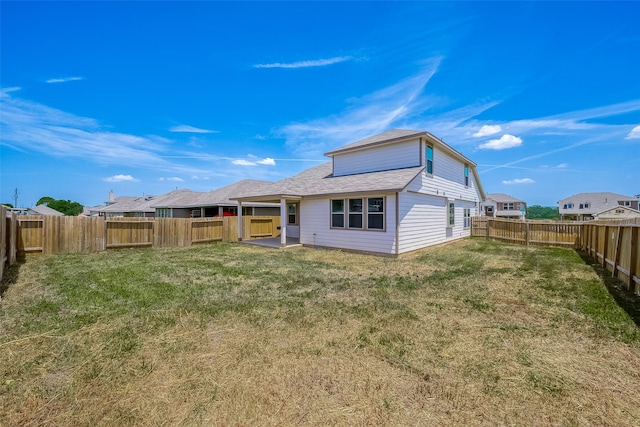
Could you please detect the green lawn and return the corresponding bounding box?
[1,238,639,426]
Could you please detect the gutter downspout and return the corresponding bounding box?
[395,192,400,256]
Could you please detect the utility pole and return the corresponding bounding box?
[13,188,19,208]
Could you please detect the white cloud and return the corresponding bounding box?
[103,174,139,183]
[478,134,523,150]
[191,175,210,180]
[502,178,535,185]
[232,159,256,166]
[159,177,184,182]
[254,56,353,69]
[626,125,640,139]
[169,125,217,134]
[473,124,502,137]
[555,163,569,169]
[46,76,83,84]
[256,157,276,165]
[1,87,21,97]
[231,156,276,166]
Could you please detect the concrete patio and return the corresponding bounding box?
[242,236,301,249]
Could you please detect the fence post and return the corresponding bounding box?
[602,225,609,270]
[611,226,622,278]
[525,222,530,246]
[629,226,638,294]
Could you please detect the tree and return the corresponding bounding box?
[526,205,559,220]
[35,196,84,216]
[36,196,55,206]
[2,203,14,208]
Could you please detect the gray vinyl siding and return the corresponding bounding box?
[332,139,420,177]
[397,192,476,253]
[254,207,280,216]
[300,195,398,255]
[405,145,482,203]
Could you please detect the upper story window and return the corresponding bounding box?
[503,203,514,210]
[331,197,385,231]
[425,145,433,175]
[623,201,631,207]
[563,203,574,209]
[464,165,469,187]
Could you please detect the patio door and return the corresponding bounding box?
[287,203,300,238]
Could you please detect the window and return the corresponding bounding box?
[348,198,363,229]
[464,165,469,187]
[579,204,584,209]
[624,201,631,207]
[367,198,384,230]
[331,199,345,228]
[331,197,385,231]
[504,203,514,210]
[156,208,170,218]
[287,203,298,225]
[584,203,590,209]
[448,201,455,227]
[486,206,494,213]
[463,208,471,229]
[242,207,253,216]
[567,203,574,209]
[425,145,433,174]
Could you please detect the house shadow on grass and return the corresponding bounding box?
[0,259,23,300]
[577,251,640,327]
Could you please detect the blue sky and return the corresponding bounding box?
[1,1,639,208]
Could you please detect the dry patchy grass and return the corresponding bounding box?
[1,239,639,426]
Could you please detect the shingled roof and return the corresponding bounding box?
[233,161,425,202]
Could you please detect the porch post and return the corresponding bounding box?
[237,201,243,242]
[280,198,287,247]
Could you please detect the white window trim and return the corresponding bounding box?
[330,196,386,231]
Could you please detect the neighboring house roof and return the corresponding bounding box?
[28,204,64,216]
[100,189,191,214]
[558,192,638,214]
[152,180,277,208]
[484,193,525,203]
[594,205,640,218]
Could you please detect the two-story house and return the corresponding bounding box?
[232,129,485,255]
[481,193,527,220]
[558,192,640,221]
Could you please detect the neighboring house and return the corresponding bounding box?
[151,180,280,218]
[232,129,485,255]
[99,190,190,218]
[481,193,527,220]
[557,192,640,221]
[594,205,640,221]
[26,204,64,216]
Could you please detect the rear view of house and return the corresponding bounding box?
[234,129,485,255]
[558,192,640,221]
[482,193,527,220]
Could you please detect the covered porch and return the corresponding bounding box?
[233,193,302,248]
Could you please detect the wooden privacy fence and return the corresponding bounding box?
[11,215,281,255]
[1,206,19,282]
[580,222,639,294]
[472,217,640,294]
[471,217,581,247]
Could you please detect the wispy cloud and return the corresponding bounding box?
[279,57,442,156]
[254,56,353,69]
[46,76,84,84]
[232,156,276,166]
[626,125,640,139]
[169,125,218,134]
[478,134,523,150]
[103,174,139,183]
[502,178,535,185]
[159,177,184,182]
[473,125,502,137]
